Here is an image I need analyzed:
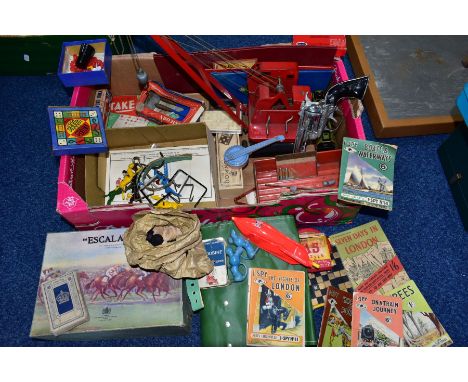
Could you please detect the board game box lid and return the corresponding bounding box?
[48,106,108,156]
[30,228,191,340]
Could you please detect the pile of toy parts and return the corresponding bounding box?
[30,36,452,347]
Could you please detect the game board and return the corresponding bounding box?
[308,248,353,309]
[48,106,108,156]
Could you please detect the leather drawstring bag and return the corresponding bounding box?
[123,209,213,279]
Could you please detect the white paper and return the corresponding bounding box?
[105,145,215,205]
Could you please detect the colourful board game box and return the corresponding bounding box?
[48,106,108,156]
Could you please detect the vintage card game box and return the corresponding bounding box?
[30,228,191,340]
[48,106,108,156]
[246,268,306,347]
[351,292,404,347]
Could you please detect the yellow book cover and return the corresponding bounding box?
[246,268,305,347]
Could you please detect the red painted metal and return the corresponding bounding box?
[151,35,247,129]
[253,150,341,204]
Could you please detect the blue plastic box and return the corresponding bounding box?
[456,83,468,124]
[57,39,112,87]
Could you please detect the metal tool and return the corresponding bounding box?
[285,116,293,134]
[293,76,369,153]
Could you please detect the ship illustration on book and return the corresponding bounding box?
[344,157,394,195]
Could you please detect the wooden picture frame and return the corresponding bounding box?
[347,36,464,138]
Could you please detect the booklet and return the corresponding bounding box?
[386,280,452,347]
[351,292,404,347]
[338,137,397,210]
[246,268,305,347]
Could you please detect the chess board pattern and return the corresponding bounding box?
[49,107,107,155]
[308,247,353,309]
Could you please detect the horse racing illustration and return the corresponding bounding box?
[30,228,187,339]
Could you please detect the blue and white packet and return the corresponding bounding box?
[199,238,228,289]
[41,271,89,336]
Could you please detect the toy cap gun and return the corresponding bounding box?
[293,76,369,153]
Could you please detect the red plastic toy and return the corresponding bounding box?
[231,216,318,269]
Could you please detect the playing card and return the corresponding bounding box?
[41,271,89,336]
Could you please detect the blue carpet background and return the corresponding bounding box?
[0,36,466,347]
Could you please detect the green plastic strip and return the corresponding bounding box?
[185,279,204,312]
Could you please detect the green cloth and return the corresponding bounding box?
[199,215,317,347]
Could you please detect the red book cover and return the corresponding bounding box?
[351,292,404,347]
[318,286,352,347]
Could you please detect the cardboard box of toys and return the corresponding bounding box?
[58,38,112,87]
[57,47,367,230]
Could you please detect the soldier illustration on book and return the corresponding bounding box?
[259,286,291,334]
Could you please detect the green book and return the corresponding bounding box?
[338,137,397,211]
[329,220,409,295]
[199,215,317,347]
[386,280,453,347]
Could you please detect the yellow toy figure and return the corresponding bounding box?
[105,157,144,205]
[150,195,181,209]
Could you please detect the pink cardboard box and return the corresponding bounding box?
[57,48,366,230]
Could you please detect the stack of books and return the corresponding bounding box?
[316,220,452,347]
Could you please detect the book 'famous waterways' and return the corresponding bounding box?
[338,137,397,211]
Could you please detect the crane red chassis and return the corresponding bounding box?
[151,36,338,143]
